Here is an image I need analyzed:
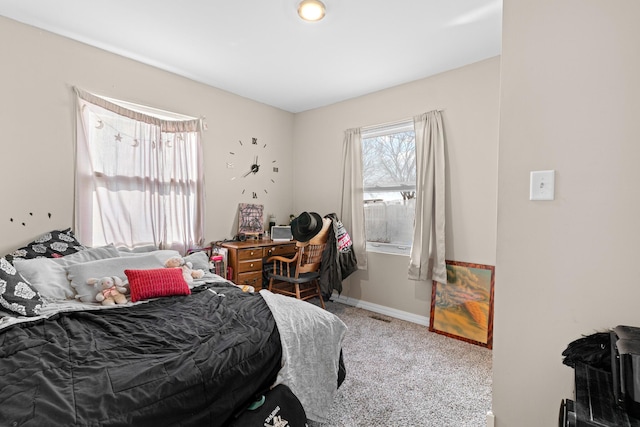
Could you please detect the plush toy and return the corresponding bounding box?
[89,276,128,306]
[164,256,205,284]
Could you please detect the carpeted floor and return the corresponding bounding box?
[308,299,492,427]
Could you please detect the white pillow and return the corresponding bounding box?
[14,245,121,300]
[67,250,180,302]
[117,245,159,255]
[14,258,74,300]
[55,244,121,264]
[184,251,210,271]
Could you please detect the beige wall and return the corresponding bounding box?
[494,1,640,425]
[0,16,295,255]
[293,57,501,317]
[1,17,500,321]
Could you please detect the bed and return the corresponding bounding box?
[0,229,347,426]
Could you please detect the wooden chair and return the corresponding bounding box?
[266,240,327,309]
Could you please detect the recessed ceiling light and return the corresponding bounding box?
[298,0,326,22]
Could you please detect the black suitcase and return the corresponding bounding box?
[229,384,308,427]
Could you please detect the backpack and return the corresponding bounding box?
[229,384,308,427]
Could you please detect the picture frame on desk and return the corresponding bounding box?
[429,260,495,349]
[238,203,264,236]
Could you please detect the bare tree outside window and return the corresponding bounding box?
[362,123,416,253]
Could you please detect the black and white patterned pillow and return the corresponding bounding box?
[0,257,42,316]
[5,228,85,264]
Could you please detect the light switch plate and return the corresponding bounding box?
[530,170,555,201]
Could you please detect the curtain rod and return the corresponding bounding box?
[360,109,443,132]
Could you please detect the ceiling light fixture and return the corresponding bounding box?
[298,0,326,22]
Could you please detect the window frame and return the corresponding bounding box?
[361,120,416,256]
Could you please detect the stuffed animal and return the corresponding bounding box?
[89,276,128,306]
[164,256,205,284]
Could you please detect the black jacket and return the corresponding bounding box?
[319,213,358,297]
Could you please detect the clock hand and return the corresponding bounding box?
[242,163,261,177]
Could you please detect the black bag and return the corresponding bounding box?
[561,331,611,371]
[229,384,308,427]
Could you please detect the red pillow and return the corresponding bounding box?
[125,268,191,302]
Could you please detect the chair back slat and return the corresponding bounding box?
[297,242,326,275]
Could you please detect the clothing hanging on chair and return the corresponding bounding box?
[319,213,358,298]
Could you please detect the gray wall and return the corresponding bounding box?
[494,1,640,425]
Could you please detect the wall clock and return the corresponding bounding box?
[226,137,278,199]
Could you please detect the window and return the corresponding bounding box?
[74,89,204,254]
[361,121,416,255]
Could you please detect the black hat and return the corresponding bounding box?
[291,212,323,242]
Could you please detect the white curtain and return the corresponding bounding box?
[408,110,446,284]
[74,88,204,254]
[340,128,367,270]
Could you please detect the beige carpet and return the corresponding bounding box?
[308,299,492,427]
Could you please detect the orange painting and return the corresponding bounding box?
[429,260,495,349]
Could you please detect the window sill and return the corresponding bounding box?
[366,242,411,256]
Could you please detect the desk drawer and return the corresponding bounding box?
[238,248,264,261]
[237,271,262,289]
[265,244,296,258]
[237,259,263,273]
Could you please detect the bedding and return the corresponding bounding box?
[66,250,180,302]
[0,234,346,426]
[184,250,210,271]
[13,245,121,300]
[0,257,42,316]
[0,282,283,426]
[261,289,347,422]
[5,228,85,263]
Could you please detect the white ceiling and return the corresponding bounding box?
[0,0,502,113]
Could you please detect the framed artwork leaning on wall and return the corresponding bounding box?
[429,260,495,349]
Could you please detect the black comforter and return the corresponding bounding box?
[0,284,282,427]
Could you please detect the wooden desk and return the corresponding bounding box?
[221,239,296,291]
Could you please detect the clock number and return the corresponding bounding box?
[252,137,258,145]
[252,192,257,199]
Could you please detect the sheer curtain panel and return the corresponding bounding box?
[408,111,446,283]
[340,128,367,270]
[74,88,204,254]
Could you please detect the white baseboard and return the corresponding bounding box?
[486,410,495,427]
[331,294,430,327]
